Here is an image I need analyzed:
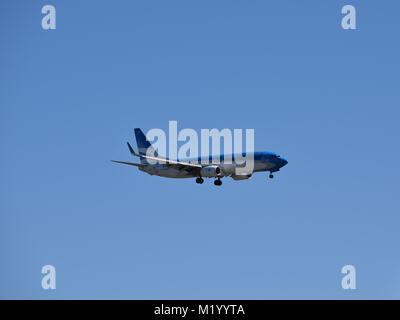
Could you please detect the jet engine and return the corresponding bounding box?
[200,166,222,177]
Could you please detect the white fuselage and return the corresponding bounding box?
[139,158,276,178]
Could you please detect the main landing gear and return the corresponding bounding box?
[214,178,222,186]
[269,173,274,179]
[196,177,204,184]
[195,177,222,186]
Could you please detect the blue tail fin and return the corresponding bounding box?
[134,128,151,155]
[134,128,158,163]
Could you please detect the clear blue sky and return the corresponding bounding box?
[1,0,399,299]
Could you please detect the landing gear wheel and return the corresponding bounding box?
[214,179,222,186]
[196,177,204,184]
[269,174,274,179]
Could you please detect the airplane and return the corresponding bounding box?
[111,128,288,186]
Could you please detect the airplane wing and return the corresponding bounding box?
[110,160,147,167]
[127,142,202,173]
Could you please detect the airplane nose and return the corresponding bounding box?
[279,158,288,167]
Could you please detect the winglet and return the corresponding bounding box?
[127,142,137,156]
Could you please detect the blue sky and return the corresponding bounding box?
[1,0,399,299]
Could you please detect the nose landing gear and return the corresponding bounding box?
[269,174,274,179]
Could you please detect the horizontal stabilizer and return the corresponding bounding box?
[110,160,145,167]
